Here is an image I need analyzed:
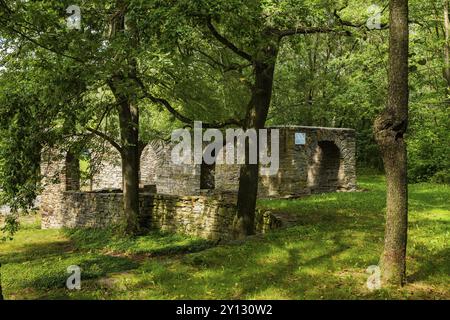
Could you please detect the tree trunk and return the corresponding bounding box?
[374,0,409,286]
[107,0,141,236]
[234,162,259,238]
[118,101,141,236]
[444,1,450,91]
[0,264,4,300]
[234,47,278,238]
[108,77,141,236]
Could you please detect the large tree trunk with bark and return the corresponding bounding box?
[108,73,141,237]
[234,45,278,238]
[374,0,409,286]
[118,101,141,236]
[106,0,141,236]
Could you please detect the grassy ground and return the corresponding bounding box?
[0,174,448,300]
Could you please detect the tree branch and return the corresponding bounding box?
[145,92,243,128]
[206,17,253,62]
[86,127,123,154]
[0,19,85,63]
[131,75,243,128]
[333,10,389,31]
[195,48,252,72]
[277,26,352,38]
[279,6,392,39]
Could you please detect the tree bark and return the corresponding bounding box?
[444,1,450,90]
[234,44,278,238]
[106,0,141,236]
[0,264,4,300]
[374,0,409,286]
[118,101,141,236]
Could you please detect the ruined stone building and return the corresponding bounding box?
[40,126,356,240]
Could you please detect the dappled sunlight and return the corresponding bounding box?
[1,175,448,299]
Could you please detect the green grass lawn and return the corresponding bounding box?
[1,174,449,300]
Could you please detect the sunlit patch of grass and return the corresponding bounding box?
[0,174,448,300]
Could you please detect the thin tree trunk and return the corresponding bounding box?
[118,101,141,236]
[444,1,450,91]
[234,48,278,238]
[107,0,141,236]
[107,75,142,236]
[0,264,4,300]
[374,0,409,286]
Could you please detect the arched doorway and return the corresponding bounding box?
[308,141,342,193]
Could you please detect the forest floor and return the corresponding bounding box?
[0,174,448,300]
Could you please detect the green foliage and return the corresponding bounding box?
[266,0,449,180]
[0,0,448,301]
[269,30,388,169]
[0,0,447,224]
[0,215,19,241]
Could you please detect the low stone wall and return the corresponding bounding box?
[41,192,276,240]
[149,194,236,240]
[41,192,150,229]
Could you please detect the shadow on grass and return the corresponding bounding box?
[63,228,215,257]
[7,254,138,290]
[409,188,450,212]
[2,175,448,299]
[132,228,362,299]
[1,228,212,297]
[1,244,139,295]
[119,178,448,299]
[0,240,74,265]
[408,246,450,283]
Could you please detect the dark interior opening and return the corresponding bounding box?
[309,141,341,193]
[65,152,81,191]
[200,150,216,190]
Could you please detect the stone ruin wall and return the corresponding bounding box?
[41,191,247,241]
[89,126,356,198]
[212,126,357,197]
[91,140,202,195]
[39,126,356,240]
[40,149,277,240]
[264,126,356,197]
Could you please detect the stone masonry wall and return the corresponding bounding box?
[90,126,356,198]
[40,150,276,240]
[91,150,122,190]
[40,126,356,240]
[215,126,357,198]
[90,140,202,194]
[41,191,275,240]
[41,192,150,229]
[40,149,80,222]
[152,142,201,195]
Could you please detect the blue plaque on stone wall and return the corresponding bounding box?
[295,132,306,145]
